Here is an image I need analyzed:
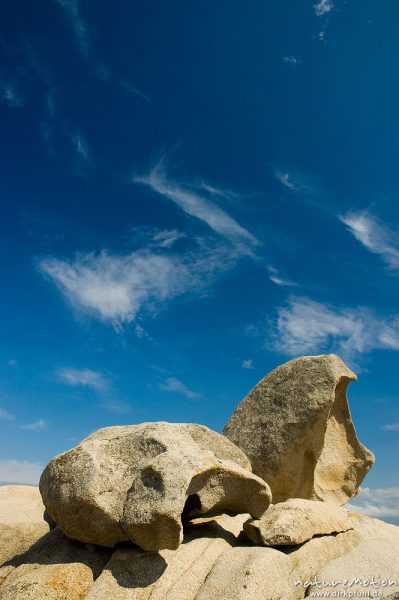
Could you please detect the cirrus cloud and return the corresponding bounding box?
[269,296,399,360]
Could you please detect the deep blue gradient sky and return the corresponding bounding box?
[1,0,399,522]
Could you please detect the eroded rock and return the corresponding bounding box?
[244,499,353,546]
[0,527,111,600]
[308,539,399,598]
[40,422,271,551]
[224,354,374,504]
[85,514,248,600]
[0,486,52,566]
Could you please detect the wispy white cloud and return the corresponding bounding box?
[21,419,47,432]
[56,367,108,390]
[133,160,259,253]
[269,296,399,359]
[382,422,399,432]
[267,265,297,287]
[95,64,151,103]
[0,408,15,422]
[0,459,44,485]
[273,168,312,194]
[340,211,399,270]
[242,359,254,370]
[313,0,334,17]
[118,79,151,103]
[39,249,192,329]
[158,377,200,399]
[55,0,90,57]
[0,81,24,108]
[151,229,186,248]
[7,359,18,367]
[283,56,301,65]
[348,487,399,520]
[269,275,296,286]
[101,400,130,414]
[70,130,91,165]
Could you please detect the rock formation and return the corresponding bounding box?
[1,354,396,599]
[244,498,353,546]
[1,486,399,599]
[224,354,374,504]
[308,539,399,598]
[0,485,53,565]
[39,422,271,551]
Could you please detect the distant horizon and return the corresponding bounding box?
[1,1,399,527]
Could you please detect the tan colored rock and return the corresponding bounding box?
[224,354,374,504]
[0,563,95,600]
[85,513,248,600]
[40,422,271,551]
[308,540,399,598]
[286,511,399,596]
[0,527,111,600]
[0,485,51,565]
[244,499,353,546]
[1,500,399,600]
[195,546,293,600]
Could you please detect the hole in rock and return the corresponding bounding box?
[182,494,202,522]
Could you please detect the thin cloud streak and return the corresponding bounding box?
[0,81,24,108]
[134,160,259,253]
[158,377,201,399]
[56,367,108,390]
[95,65,151,103]
[273,168,313,194]
[267,265,297,287]
[382,422,399,431]
[70,130,91,165]
[54,0,90,58]
[21,419,47,431]
[341,211,399,270]
[0,408,15,421]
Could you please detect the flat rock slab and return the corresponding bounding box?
[0,485,51,565]
[1,509,399,600]
[244,499,353,546]
[224,354,374,504]
[308,539,399,598]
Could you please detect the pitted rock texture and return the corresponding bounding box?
[2,487,399,600]
[39,422,271,551]
[308,539,399,598]
[224,354,374,504]
[244,499,353,546]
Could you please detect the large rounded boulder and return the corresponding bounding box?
[39,422,271,551]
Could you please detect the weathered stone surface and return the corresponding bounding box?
[85,514,247,600]
[224,354,374,504]
[286,511,399,597]
[0,485,51,565]
[40,422,271,551]
[0,563,95,600]
[1,503,399,600]
[195,546,293,600]
[244,499,353,546]
[0,527,111,600]
[308,540,399,598]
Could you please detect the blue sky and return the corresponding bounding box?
[1,0,399,523]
